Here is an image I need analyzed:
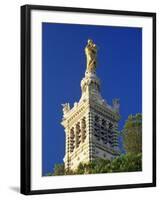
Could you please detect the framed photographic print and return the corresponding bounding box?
[21,4,156,195]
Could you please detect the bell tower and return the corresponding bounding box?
[61,40,120,171]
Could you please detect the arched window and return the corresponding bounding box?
[70,127,75,153]
[76,122,81,148]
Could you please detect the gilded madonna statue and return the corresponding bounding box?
[85,39,97,73]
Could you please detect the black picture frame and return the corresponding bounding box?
[21,4,156,195]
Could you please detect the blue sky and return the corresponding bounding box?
[42,23,142,175]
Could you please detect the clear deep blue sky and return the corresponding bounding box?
[42,23,142,175]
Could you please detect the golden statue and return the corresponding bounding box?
[85,39,97,73]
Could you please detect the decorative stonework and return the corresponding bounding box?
[61,40,120,171]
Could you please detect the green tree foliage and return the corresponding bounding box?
[76,154,141,174]
[51,153,142,176]
[53,163,65,176]
[122,113,142,154]
[110,153,142,172]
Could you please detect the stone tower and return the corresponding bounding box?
[61,40,120,171]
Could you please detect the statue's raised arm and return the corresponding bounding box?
[85,39,97,73]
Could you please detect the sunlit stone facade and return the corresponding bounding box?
[61,40,120,171]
